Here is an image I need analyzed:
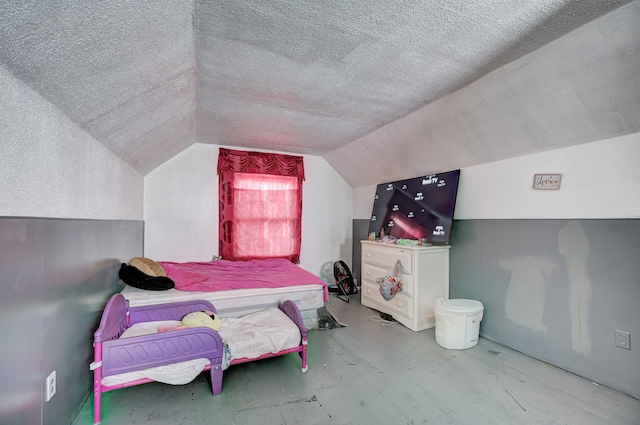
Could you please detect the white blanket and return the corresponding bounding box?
[102,308,300,386]
[218,307,301,360]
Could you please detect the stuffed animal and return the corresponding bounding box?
[182,310,221,331]
[158,310,221,333]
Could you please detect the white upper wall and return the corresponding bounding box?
[144,144,353,277]
[354,133,640,220]
[0,65,143,220]
[455,133,640,219]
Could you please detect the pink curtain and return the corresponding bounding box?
[217,148,304,263]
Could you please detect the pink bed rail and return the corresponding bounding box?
[91,294,308,425]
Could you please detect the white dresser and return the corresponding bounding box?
[360,240,450,332]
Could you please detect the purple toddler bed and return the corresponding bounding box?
[91,293,308,424]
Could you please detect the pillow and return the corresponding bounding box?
[129,257,167,277]
[119,263,175,291]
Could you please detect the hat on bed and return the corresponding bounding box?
[119,263,175,291]
[129,257,167,277]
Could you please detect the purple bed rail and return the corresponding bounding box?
[227,300,309,371]
[91,294,308,424]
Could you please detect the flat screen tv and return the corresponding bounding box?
[368,170,460,245]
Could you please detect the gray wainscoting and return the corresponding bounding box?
[351,219,371,284]
[450,219,639,399]
[353,218,639,399]
[0,218,143,425]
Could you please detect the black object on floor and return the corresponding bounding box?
[379,312,393,321]
[332,260,357,303]
[317,306,347,329]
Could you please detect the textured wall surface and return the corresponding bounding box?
[0,65,143,220]
[0,218,143,425]
[327,1,640,186]
[0,0,197,175]
[1,1,636,186]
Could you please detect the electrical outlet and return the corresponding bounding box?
[615,330,630,350]
[46,371,56,402]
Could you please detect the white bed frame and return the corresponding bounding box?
[120,284,325,329]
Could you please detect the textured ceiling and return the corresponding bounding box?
[1,0,638,186]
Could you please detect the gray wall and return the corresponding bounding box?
[351,219,371,284]
[449,219,640,399]
[0,218,143,425]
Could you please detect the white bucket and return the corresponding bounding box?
[434,298,484,350]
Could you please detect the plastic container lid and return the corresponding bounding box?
[436,298,483,313]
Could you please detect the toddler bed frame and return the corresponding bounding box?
[91,293,308,424]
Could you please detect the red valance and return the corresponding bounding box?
[217,148,305,180]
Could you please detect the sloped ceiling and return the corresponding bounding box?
[1,0,638,187]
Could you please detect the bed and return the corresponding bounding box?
[91,293,309,425]
[120,258,328,329]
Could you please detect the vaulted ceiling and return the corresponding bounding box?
[1,1,638,187]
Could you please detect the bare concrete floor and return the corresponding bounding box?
[72,296,640,425]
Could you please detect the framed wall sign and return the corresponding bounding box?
[533,173,562,190]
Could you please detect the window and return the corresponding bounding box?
[217,148,304,263]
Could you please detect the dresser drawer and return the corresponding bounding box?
[361,262,413,297]
[362,280,412,319]
[362,244,412,271]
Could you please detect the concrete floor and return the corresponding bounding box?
[72,296,640,425]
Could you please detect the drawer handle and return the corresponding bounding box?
[366,253,371,257]
[366,271,371,276]
[397,302,403,307]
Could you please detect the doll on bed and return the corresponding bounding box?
[158,310,221,332]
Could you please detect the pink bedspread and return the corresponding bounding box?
[159,258,328,302]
